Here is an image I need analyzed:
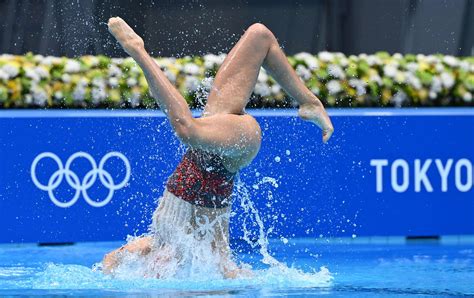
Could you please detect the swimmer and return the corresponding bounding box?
[102,17,333,279]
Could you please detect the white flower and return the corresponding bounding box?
[108,64,122,77]
[328,64,345,79]
[305,56,319,70]
[217,53,226,64]
[157,57,175,68]
[42,56,61,66]
[92,87,107,102]
[33,54,44,63]
[130,65,141,75]
[349,79,366,96]
[126,77,137,87]
[443,55,458,67]
[369,74,382,85]
[78,77,89,87]
[366,55,381,66]
[108,77,119,88]
[463,92,472,102]
[64,60,81,73]
[72,86,86,101]
[440,72,455,89]
[359,53,368,59]
[25,67,41,82]
[318,51,334,63]
[295,52,319,70]
[111,58,124,64]
[61,73,71,83]
[295,65,312,80]
[435,63,445,72]
[406,73,422,90]
[92,77,106,87]
[426,55,440,64]
[88,56,99,66]
[25,94,33,104]
[31,85,48,105]
[0,70,8,80]
[184,63,200,75]
[383,64,398,78]
[130,91,141,107]
[391,91,407,107]
[405,62,419,73]
[416,54,426,60]
[459,61,470,72]
[294,52,313,60]
[254,82,271,97]
[258,69,269,83]
[34,66,50,79]
[395,71,406,83]
[164,70,176,83]
[326,80,342,94]
[184,75,200,92]
[204,54,223,69]
[431,76,442,93]
[429,91,437,99]
[393,53,403,60]
[271,84,281,95]
[54,91,63,100]
[2,64,19,78]
[338,57,349,67]
[311,87,320,95]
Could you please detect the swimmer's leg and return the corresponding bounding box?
[107,17,193,139]
[102,236,152,274]
[108,17,260,158]
[207,23,334,142]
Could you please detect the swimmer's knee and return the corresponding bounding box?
[246,23,274,42]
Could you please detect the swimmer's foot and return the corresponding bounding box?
[298,103,334,143]
[108,17,145,56]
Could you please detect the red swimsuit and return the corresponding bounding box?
[166,149,236,208]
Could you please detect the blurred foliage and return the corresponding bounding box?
[0,52,473,109]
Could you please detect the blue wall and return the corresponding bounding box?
[0,109,473,243]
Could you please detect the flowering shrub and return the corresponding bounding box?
[0,52,472,108]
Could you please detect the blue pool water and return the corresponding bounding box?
[0,239,472,297]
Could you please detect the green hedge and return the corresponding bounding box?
[0,52,473,108]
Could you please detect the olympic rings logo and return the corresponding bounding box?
[31,152,131,208]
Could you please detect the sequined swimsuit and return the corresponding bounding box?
[166,149,236,208]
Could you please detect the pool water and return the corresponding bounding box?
[0,239,472,297]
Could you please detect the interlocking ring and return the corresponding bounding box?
[31,151,131,208]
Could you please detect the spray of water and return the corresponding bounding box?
[90,171,331,288]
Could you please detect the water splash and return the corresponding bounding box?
[235,177,280,267]
[29,262,331,290]
[89,174,332,286]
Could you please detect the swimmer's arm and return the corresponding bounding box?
[102,237,152,274]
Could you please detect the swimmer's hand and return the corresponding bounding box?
[107,17,145,56]
[298,103,334,143]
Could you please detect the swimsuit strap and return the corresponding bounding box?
[166,149,236,208]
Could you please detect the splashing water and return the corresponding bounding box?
[90,175,332,287]
[235,176,280,267]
